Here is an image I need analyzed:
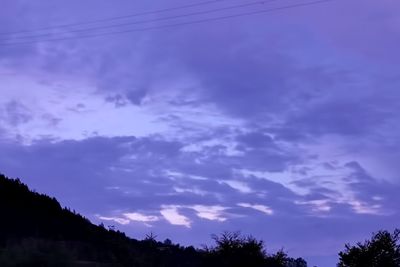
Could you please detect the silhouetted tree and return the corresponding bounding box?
[206,232,307,267]
[338,229,400,267]
[163,238,173,246]
[208,231,266,267]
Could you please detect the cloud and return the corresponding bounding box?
[295,199,332,214]
[1,100,33,126]
[237,203,273,215]
[190,205,228,222]
[97,216,130,225]
[218,180,253,194]
[123,212,160,223]
[160,205,191,228]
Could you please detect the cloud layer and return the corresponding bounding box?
[1,0,399,266]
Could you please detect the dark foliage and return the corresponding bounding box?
[338,229,400,267]
[0,174,204,266]
[0,173,309,266]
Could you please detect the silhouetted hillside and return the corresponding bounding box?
[0,173,307,267]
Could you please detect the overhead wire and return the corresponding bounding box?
[0,0,278,42]
[0,0,335,46]
[0,0,228,35]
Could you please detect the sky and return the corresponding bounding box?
[0,0,399,266]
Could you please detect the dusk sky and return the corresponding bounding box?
[0,0,399,266]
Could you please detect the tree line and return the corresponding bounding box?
[0,174,398,267]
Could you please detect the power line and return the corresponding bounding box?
[0,0,276,42]
[0,0,335,47]
[0,0,227,36]
[0,0,334,46]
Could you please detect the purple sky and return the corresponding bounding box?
[0,0,399,266]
